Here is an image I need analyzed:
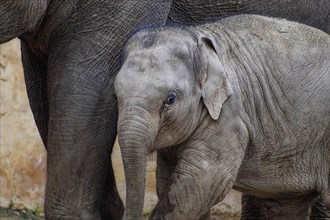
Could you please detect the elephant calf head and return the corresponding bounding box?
[115,28,233,148]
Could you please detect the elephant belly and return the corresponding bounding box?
[233,161,323,198]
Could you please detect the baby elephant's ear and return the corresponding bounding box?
[198,36,233,120]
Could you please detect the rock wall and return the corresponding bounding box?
[0,39,240,215]
[0,39,46,211]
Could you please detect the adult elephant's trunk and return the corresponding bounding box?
[117,106,157,219]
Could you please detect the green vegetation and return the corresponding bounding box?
[0,206,44,220]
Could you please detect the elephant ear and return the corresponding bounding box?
[197,36,233,120]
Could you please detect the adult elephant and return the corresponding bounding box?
[0,0,329,219]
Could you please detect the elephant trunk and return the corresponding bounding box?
[117,106,157,219]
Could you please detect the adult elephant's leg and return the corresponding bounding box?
[44,2,172,219]
[100,160,124,219]
[45,58,118,219]
[20,40,122,219]
[20,41,49,147]
[21,37,122,219]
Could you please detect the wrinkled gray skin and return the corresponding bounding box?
[115,15,330,220]
[1,0,329,219]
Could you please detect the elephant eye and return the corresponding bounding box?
[165,94,176,105]
[163,92,177,108]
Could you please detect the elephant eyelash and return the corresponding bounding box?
[159,102,170,112]
[159,105,166,114]
[160,105,169,112]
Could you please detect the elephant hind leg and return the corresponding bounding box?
[250,193,319,220]
[241,193,330,219]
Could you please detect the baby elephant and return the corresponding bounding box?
[114,14,330,220]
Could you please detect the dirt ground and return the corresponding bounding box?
[1,212,239,220]
[0,207,240,220]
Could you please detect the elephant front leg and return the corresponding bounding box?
[150,143,243,220]
[155,148,177,200]
[45,91,120,220]
[153,148,211,220]
[44,54,122,219]
[20,38,123,219]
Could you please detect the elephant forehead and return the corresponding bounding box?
[126,43,191,66]
[116,38,196,96]
[123,46,193,78]
[116,56,194,97]
[122,61,193,92]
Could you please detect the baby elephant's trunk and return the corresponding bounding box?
[117,106,157,219]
